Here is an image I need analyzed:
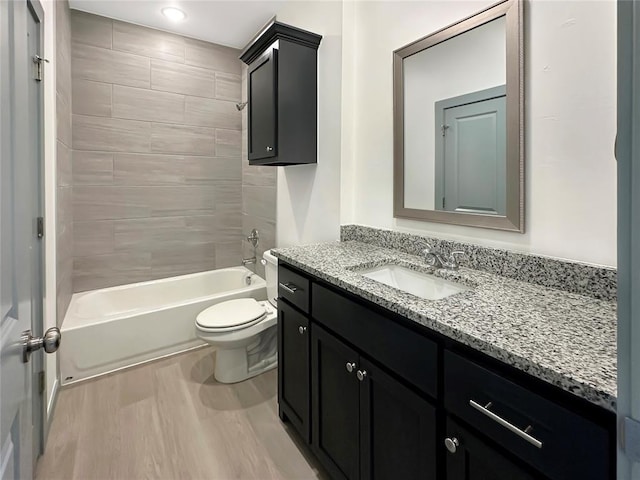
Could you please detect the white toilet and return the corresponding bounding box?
[195,250,279,383]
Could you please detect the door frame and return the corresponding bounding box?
[616,0,640,477]
[26,0,47,465]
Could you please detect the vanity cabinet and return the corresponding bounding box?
[445,417,538,480]
[311,325,437,480]
[240,22,322,166]
[277,300,310,442]
[276,261,615,480]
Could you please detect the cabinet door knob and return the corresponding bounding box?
[266,146,274,152]
[356,370,367,381]
[345,362,356,373]
[298,326,307,335]
[444,437,459,454]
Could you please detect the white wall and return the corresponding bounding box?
[41,0,59,418]
[275,1,343,247]
[342,0,617,267]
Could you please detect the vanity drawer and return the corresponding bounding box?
[312,283,438,398]
[278,265,310,313]
[444,350,610,480]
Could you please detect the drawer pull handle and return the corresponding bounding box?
[469,400,543,449]
[280,282,298,294]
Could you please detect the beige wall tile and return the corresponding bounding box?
[72,79,112,117]
[113,85,184,123]
[74,221,115,256]
[151,59,214,98]
[57,141,72,187]
[150,123,214,156]
[215,129,241,157]
[214,183,242,211]
[113,216,214,251]
[57,92,72,148]
[113,153,186,185]
[215,73,241,102]
[242,185,276,221]
[113,21,185,62]
[73,151,114,185]
[71,10,112,49]
[184,39,241,74]
[150,243,217,278]
[73,185,217,221]
[242,163,277,187]
[184,96,240,130]
[73,252,152,292]
[215,242,242,269]
[73,115,151,153]
[73,43,150,88]
[185,157,241,183]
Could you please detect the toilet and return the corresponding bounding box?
[195,250,279,383]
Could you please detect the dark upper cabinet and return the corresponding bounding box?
[240,22,322,166]
[277,300,310,442]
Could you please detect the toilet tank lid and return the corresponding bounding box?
[196,298,266,329]
[263,249,278,265]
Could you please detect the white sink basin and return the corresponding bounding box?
[356,264,470,301]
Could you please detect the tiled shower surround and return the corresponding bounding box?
[67,11,276,292]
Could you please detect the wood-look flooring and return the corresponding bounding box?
[36,348,326,480]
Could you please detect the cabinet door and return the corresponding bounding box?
[278,300,310,441]
[248,48,277,161]
[445,417,541,480]
[312,325,360,480]
[359,358,437,480]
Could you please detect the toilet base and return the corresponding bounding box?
[214,347,277,383]
[212,324,278,383]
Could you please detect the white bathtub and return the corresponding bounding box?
[60,267,266,385]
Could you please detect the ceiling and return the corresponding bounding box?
[68,0,289,49]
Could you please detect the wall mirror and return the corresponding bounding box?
[393,0,524,232]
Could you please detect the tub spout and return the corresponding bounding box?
[242,257,256,266]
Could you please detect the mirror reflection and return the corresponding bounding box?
[403,16,507,215]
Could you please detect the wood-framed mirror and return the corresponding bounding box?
[393,0,524,232]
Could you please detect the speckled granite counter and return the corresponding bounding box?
[272,241,617,413]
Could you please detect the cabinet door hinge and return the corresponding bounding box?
[623,417,640,462]
[38,370,45,395]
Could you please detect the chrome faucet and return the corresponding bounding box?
[422,244,465,270]
[242,257,256,266]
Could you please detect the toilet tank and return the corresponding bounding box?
[262,250,278,307]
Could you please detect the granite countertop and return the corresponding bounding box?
[272,241,617,413]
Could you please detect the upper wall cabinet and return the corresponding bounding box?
[240,22,322,166]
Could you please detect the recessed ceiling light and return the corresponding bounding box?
[162,7,186,22]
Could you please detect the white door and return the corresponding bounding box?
[0,1,58,478]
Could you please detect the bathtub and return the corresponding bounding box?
[60,267,266,385]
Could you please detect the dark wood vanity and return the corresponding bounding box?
[277,261,616,480]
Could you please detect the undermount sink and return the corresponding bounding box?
[356,264,470,301]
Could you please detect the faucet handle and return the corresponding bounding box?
[423,243,437,254]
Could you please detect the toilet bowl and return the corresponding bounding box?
[195,250,279,383]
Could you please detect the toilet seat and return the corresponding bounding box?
[196,298,267,332]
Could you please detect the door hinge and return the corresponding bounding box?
[442,197,446,209]
[441,124,449,137]
[623,417,640,462]
[37,217,44,239]
[33,55,49,82]
[38,370,45,395]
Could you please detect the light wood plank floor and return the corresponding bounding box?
[36,347,326,480]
